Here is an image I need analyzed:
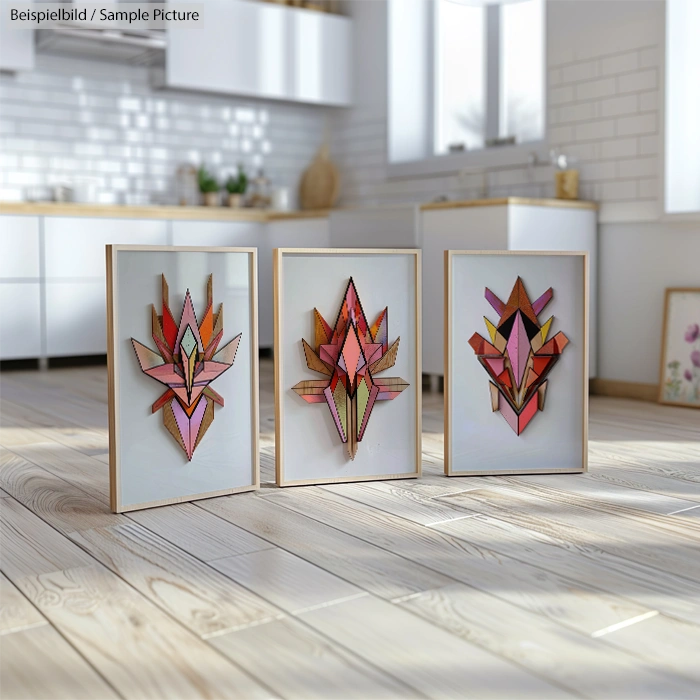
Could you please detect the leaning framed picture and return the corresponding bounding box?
[659,287,700,408]
[106,245,259,512]
[274,248,422,486]
[444,250,589,476]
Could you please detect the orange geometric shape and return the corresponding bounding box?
[199,301,213,349]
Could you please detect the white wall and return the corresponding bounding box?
[332,0,700,387]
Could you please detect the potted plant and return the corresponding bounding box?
[225,165,248,208]
[197,166,220,206]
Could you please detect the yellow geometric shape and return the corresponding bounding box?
[484,317,498,344]
[540,316,553,343]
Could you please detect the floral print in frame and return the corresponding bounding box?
[660,288,700,407]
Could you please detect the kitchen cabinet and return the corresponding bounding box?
[0,0,34,72]
[0,216,41,360]
[166,0,351,106]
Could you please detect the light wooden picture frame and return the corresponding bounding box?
[444,250,589,476]
[274,248,422,487]
[658,287,700,408]
[107,245,260,512]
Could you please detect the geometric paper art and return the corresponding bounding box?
[291,277,409,460]
[131,274,241,460]
[468,276,569,436]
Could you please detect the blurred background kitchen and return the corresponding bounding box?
[1,0,698,402]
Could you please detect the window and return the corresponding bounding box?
[389,0,546,172]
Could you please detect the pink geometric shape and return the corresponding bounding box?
[171,397,207,460]
[340,325,363,387]
[506,312,530,389]
[484,357,505,377]
[498,393,519,434]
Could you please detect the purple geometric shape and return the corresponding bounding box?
[532,287,553,315]
[485,287,506,316]
[506,311,530,389]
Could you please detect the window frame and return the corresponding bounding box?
[387,0,548,180]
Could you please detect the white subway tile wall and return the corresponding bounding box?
[0,55,326,204]
[331,44,661,213]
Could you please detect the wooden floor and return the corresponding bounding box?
[1,361,700,700]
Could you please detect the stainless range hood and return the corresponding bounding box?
[35,1,166,65]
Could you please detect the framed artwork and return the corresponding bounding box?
[444,251,588,476]
[106,245,259,512]
[274,248,422,486]
[659,288,700,408]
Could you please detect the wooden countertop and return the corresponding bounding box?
[420,197,598,211]
[0,201,332,221]
[0,197,598,221]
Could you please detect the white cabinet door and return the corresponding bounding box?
[43,217,167,356]
[291,9,351,106]
[0,216,42,360]
[167,0,351,106]
[0,216,40,278]
[0,0,34,71]
[45,281,106,357]
[0,283,41,359]
[44,217,168,279]
[167,0,291,101]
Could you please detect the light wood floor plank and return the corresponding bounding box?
[321,481,473,526]
[0,447,120,534]
[211,547,365,614]
[0,624,119,700]
[437,486,700,583]
[263,488,658,634]
[6,441,109,505]
[500,472,699,515]
[211,616,422,699]
[401,583,700,699]
[297,595,573,699]
[0,572,47,636]
[0,497,95,579]
[199,494,453,601]
[69,522,284,639]
[432,512,700,625]
[127,502,276,562]
[15,565,274,699]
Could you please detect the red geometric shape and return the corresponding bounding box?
[468,333,500,356]
[497,369,512,388]
[532,356,553,376]
[162,303,177,349]
[518,392,539,433]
